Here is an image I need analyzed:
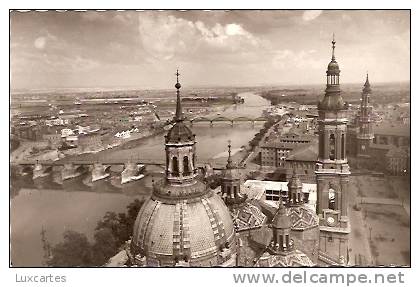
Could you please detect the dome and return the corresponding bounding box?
[131,181,236,267]
[272,203,291,229]
[166,122,194,143]
[232,202,266,231]
[222,167,241,181]
[327,60,340,75]
[288,205,319,231]
[318,94,345,111]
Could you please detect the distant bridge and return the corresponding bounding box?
[188,116,268,126]
[14,158,164,167]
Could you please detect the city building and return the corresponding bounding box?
[260,131,315,168]
[386,145,410,175]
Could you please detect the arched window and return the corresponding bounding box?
[329,134,335,160]
[341,134,345,159]
[328,188,336,210]
[183,156,190,176]
[172,157,179,176]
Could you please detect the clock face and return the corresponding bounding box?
[327,216,336,226]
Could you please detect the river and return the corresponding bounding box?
[10,91,271,266]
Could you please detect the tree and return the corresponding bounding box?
[47,199,145,267]
[47,230,93,267]
[91,228,118,266]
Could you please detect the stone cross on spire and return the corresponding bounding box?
[174,69,183,122]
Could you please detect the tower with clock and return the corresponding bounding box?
[315,35,351,265]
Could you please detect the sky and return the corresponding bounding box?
[10,10,410,90]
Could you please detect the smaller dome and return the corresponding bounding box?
[327,60,340,74]
[222,168,241,181]
[318,94,346,111]
[166,122,194,143]
[287,172,302,190]
[175,82,181,89]
[272,203,291,229]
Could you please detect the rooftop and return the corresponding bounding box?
[374,123,409,137]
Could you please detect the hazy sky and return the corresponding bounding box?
[10,10,410,90]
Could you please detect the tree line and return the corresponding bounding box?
[44,199,144,267]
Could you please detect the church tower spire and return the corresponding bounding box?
[174,69,183,122]
[356,72,374,157]
[221,140,246,206]
[315,36,351,265]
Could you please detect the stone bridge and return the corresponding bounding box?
[188,116,268,126]
[12,157,242,184]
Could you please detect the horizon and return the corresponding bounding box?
[10,80,410,95]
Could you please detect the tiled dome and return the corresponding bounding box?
[131,184,236,267]
[288,205,319,231]
[255,249,314,267]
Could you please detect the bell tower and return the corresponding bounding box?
[221,141,246,206]
[356,73,374,157]
[315,35,351,265]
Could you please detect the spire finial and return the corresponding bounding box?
[364,71,370,87]
[175,69,180,85]
[226,140,233,168]
[331,33,336,61]
[174,69,183,121]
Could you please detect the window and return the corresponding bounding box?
[172,157,179,176]
[329,134,335,160]
[183,156,190,176]
[328,188,336,210]
[328,235,333,242]
[265,189,281,201]
[341,134,345,159]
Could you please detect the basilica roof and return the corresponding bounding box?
[288,204,319,231]
[232,202,266,231]
[254,249,314,267]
